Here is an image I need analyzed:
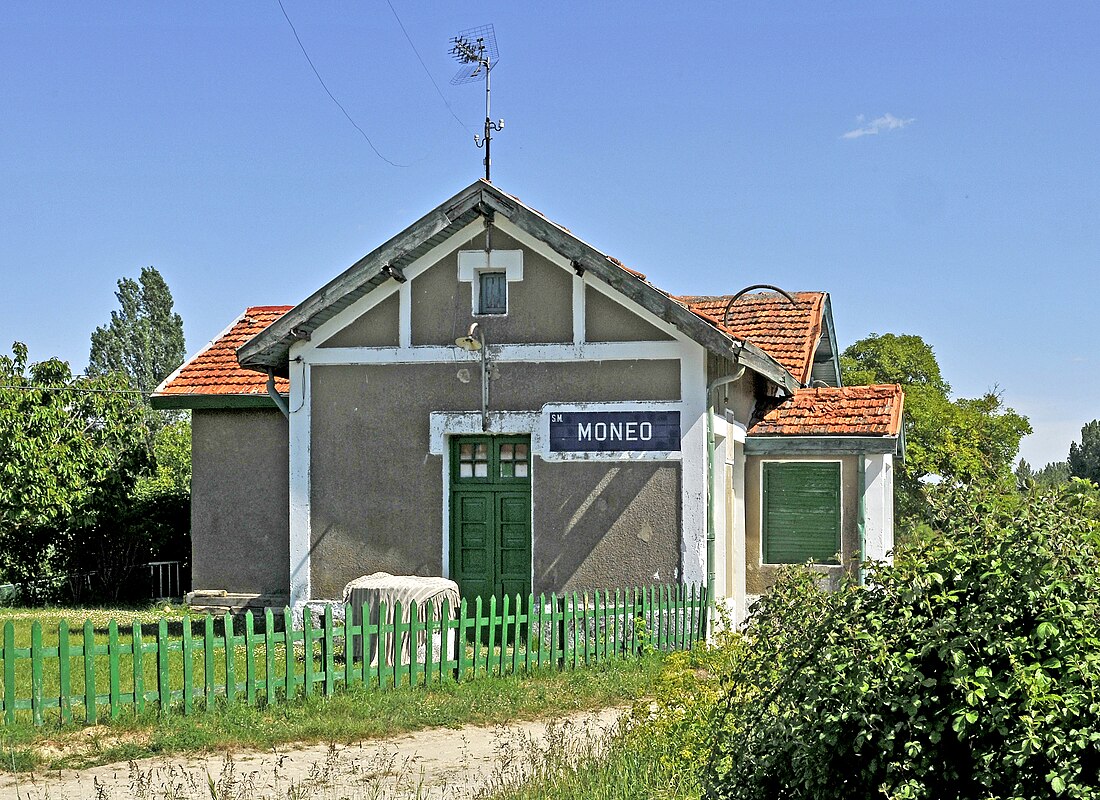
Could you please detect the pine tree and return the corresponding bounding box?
[88,266,185,395]
[1068,420,1100,485]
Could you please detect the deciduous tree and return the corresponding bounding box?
[1068,419,1100,485]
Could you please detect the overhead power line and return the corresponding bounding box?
[275,0,409,168]
[0,384,150,396]
[385,0,472,134]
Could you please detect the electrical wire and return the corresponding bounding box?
[275,0,409,168]
[385,0,472,133]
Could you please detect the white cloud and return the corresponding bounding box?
[842,112,915,139]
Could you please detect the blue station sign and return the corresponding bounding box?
[548,410,681,452]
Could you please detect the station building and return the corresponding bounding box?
[152,180,903,622]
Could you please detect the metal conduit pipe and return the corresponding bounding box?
[705,365,747,621]
[267,369,290,419]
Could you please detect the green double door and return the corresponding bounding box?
[449,436,532,604]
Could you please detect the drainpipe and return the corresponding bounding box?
[857,455,866,586]
[267,369,290,419]
[706,366,746,615]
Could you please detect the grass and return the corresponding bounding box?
[477,711,701,800]
[0,639,665,774]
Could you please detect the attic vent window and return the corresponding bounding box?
[458,250,523,317]
[479,272,507,315]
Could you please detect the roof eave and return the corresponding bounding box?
[744,435,901,455]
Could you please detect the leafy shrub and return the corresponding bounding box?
[703,483,1100,800]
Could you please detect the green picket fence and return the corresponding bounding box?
[0,583,707,727]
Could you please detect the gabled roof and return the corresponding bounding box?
[151,306,292,409]
[677,292,826,384]
[749,385,904,437]
[236,180,803,393]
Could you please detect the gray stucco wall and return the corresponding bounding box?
[410,228,574,346]
[308,361,682,600]
[743,454,860,596]
[585,286,673,342]
[319,292,399,348]
[191,409,290,596]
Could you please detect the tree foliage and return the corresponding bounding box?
[1017,459,1071,490]
[88,266,185,406]
[701,483,1100,800]
[0,343,150,594]
[841,333,1031,530]
[1069,420,1100,486]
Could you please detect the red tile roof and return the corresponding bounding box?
[749,385,904,437]
[676,292,825,383]
[154,306,292,398]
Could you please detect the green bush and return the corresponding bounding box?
[703,483,1100,800]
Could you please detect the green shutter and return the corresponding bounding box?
[763,462,841,564]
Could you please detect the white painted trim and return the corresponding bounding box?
[303,341,685,366]
[306,218,484,350]
[457,249,524,282]
[398,280,411,349]
[862,453,894,563]
[429,411,542,454]
[757,458,845,567]
[729,440,747,625]
[288,351,312,606]
[680,344,708,586]
[572,271,586,346]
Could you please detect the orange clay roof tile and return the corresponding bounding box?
[749,385,904,437]
[154,306,292,397]
[675,292,825,383]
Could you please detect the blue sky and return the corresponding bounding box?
[1,2,1097,467]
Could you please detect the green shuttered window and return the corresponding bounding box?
[763,462,841,564]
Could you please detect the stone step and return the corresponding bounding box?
[186,591,289,615]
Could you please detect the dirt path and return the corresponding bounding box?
[0,707,623,800]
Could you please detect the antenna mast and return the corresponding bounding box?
[450,24,503,182]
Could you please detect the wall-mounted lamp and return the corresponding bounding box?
[454,322,491,431]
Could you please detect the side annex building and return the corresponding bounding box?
[153,180,903,623]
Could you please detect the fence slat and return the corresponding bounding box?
[283,607,296,701]
[457,599,469,681]
[58,621,71,723]
[359,601,370,686]
[376,600,388,689]
[302,607,313,697]
[343,603,356,689]
[486,596,497,676]
[204,615,215,711]
[133,622,145,715]
[182,617,193,715]
[265,609,277,702]
[157,619,170,713]
[408,600,420,687]
[323,605,335,696]
[223,613,236,706]
[83,621,97,724]
[3,622,14,724]
[244,611,256,706]
[512,593,522,676]
[107,621,120,719]
[393,600,406,688]
[30,622,43,726]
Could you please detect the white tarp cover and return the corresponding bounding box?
[343,572,460,665]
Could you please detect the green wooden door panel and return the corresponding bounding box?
[763,462,841,564]
[450,437,532,603]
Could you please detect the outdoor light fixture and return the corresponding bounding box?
[455,322,491,431]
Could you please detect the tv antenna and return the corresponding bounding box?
[450,24,503,182]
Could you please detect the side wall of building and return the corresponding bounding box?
[191,409,290,596]
[743,453,860,598]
